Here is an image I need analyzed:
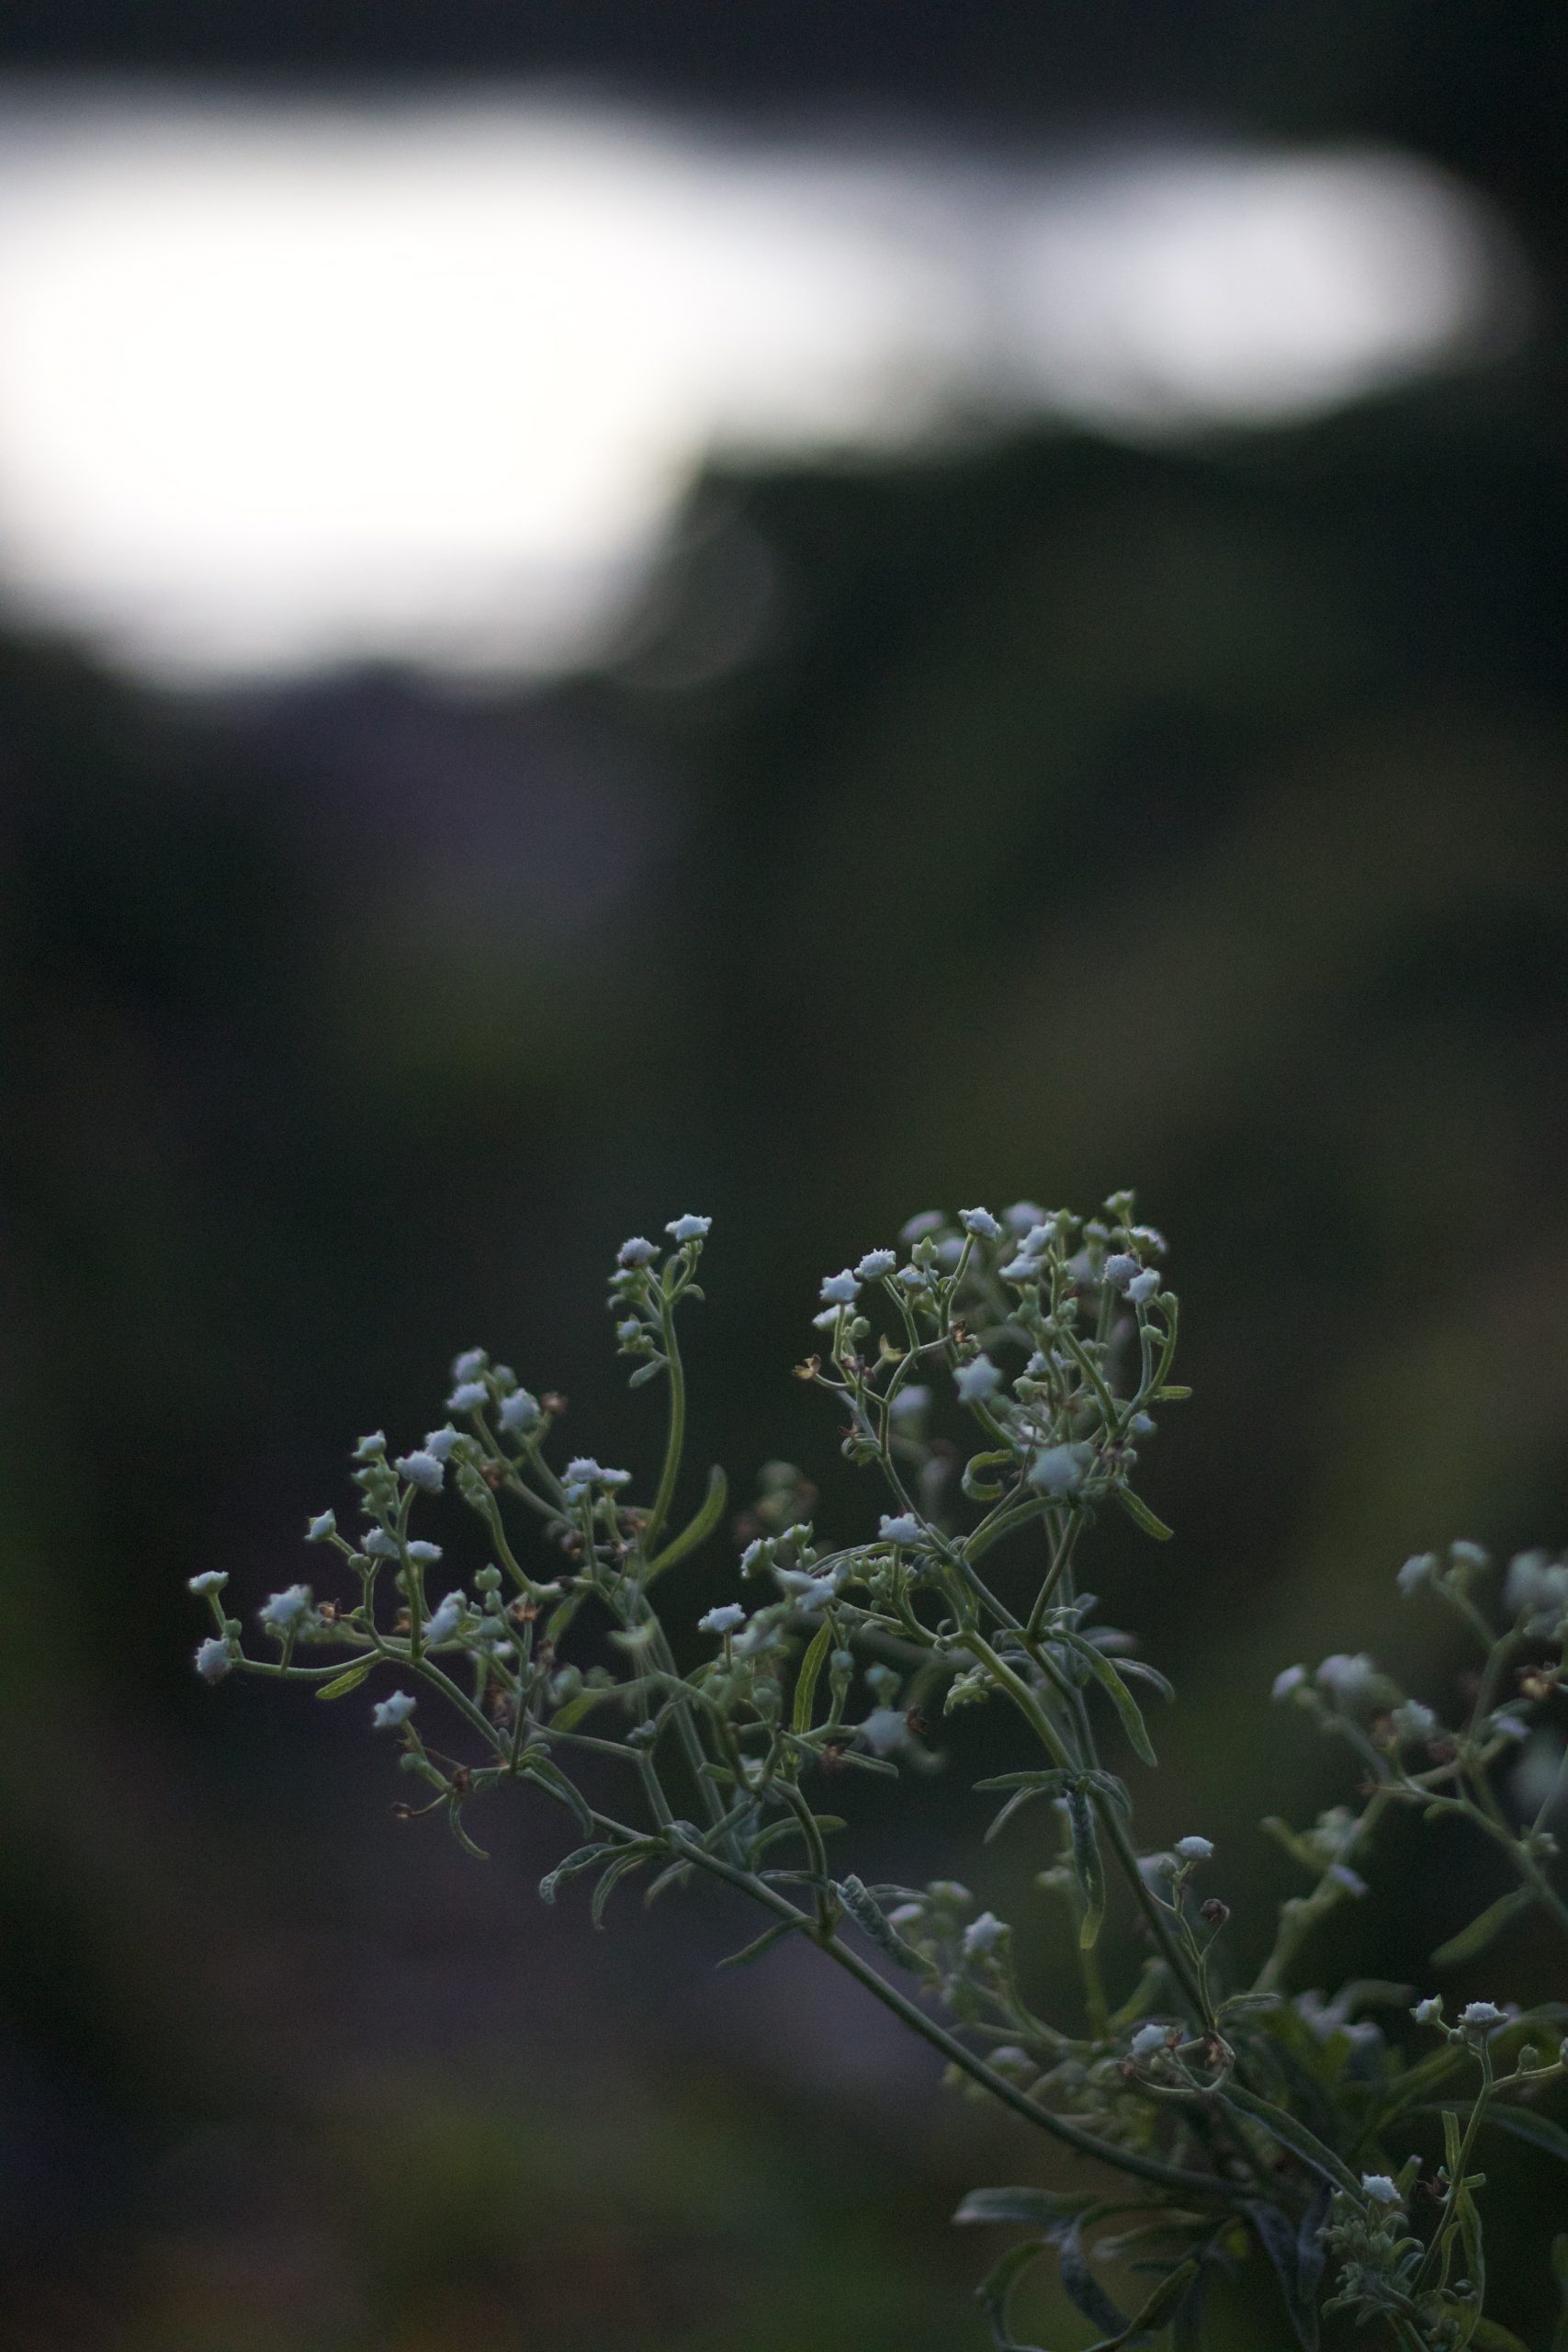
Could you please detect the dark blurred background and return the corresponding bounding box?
[2,7,1567,2348]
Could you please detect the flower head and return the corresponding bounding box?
[878,1513,923,1545]
[1102,1252,1138,1288]
[819,1269,860,1306]
[698,1603,745,1635]
[1271,1665,1307,1700]
[258,1585,311,1634]
[617,1236,658,1266]
[1174,1835,1213,1861]
[953,1355,1003,1405]
[422,1424,462,1461]
[188,1569,229,1595]
[194,1636,233,1682]
[853,1249,897,1282]
[451,1349,488,1381]
[447,1381,488,1412]
[372,1690,417,1730]
[959,1207,1001,1239]
[665,1214,711,1243]
[1361,2174,1400,2207]
[395,1449,445,1494]
[887,1385,930,1420]
[406,1540,443,1565]
[498,1388,540,1433]
[963,1911,1005,1955]
[1411,1996,1443,2025]
[306,1510,336,1542]
[423,1591,465,1644]
[1126,1270,1160,1305]
[1459,2000,1506,2032]
[1130,2022,1170,2059]
[353,1430,388,1461]
[1396,1551,1438,1597]
[1028,1442,1090,1498]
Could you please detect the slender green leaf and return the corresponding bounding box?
[1089,2259,1200,2348]
[954,2188,1099,2229]
[1419,2102,1568,2165]
[521,1751,595,1834]
[976,2240,1048,2352]
[716,1916,810,1970]
[1244,2200,1321,2350]
[1066,1784,1106,1950]
[591,1847,652,1927]
[836,1873,926,1972]
[315,1661,373,1700]
[1431,1888,1534,1968]
[644,1464,728,1580]
[538,1841,610,1904]
[1115,1487,1174,1542]
[1057,2216,1127,2336]
[1057,1631,1158,1767]
[1216,2086,1360,2197]
[792,1618,834,1734]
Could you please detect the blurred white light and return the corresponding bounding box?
[0,92,1518,684]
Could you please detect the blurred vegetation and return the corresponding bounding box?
[3,311,1568,2346]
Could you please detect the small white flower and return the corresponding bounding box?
[896,1262,931,1289]
[1175,1836,1213,1861]
[372,1690,417,1730]
[819,1269,860,1306]
[422,1424,462,1460]
[899,1210,945,1243]
[447,1381,488,1412]
[853,1249,897,1281]
[1021,1223,1055,1254]
[1360,2174,1399,2207]
[1003,1201,1046,1233]
[953,1355,1003,1405]
[887,1385,930,1420]
[739,1539,767,1575]
[194,1636,233,1682]
[1459,2000,1505,2031]
[1450,1540,1488,1570]
[698,1602,745,1634]
[665,1213,711,1243]
[1396,1552,1438,1597]
[1126,1270,1160,1305]
[1130,2022,1169,2060]
[498,1389,540,1433]
[860,1706,908,1756]
[305,1510,336,1542]
[1391,1700,1438,1743]
[423,1591,465,1644]
[565,1456,603,1483]
[258,1584,311,1633]
[615,1317,642,1344]
[395,1449,444,1493]
[1316,1653,1379,1704]
[1028,1442,1089,1498]
[353,1430,387,1460]
[963,1911,1005,1955]
[1129,1411,1156,1437]
[1411,1996,1443,2025]
[188,1569,229,1595]
[879,1513,923,1545]
[617,1236,658,1266]
[810,1308,840,1333]
[451,1349,488,1381]
[1102,1252,1138,1288]
[1271,1665,1307,1700]
[959,1207,1001,1239]
[363,1529,400,1559]
[406,1540,443,1565]
[887,1903,924,1928]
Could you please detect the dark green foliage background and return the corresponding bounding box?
[3,14,1568,2347]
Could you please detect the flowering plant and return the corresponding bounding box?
[192,1198,1568,2349]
